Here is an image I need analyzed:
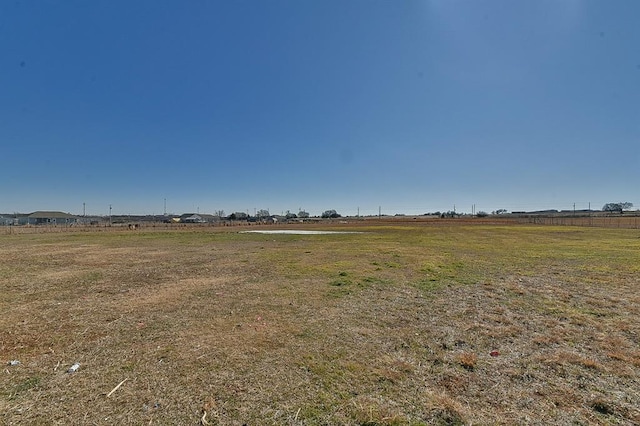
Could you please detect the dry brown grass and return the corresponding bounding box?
[1,224,640,424]
[456,352,477,371]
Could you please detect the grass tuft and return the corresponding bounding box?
[591,399,615,416]
[457,352,477,371]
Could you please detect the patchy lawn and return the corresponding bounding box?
[1,225,639,424]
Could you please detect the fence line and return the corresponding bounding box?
[521,215,640,229]
[2,215,640,234]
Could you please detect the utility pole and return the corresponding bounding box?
[109,204,112,225]
[378,206,381,218]
[164,198,167,216]
[83,202,86,217]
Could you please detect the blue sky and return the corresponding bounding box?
[1,1,638,216]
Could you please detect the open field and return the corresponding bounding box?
[1,224,640,425]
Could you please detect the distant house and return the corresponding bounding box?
[13,214,29,225]
[27,211,79,225]
[173,213,220,224]
[271,215,286,223]
[199,214,219,223]
[180,214,205,223]
[180,214,204,223]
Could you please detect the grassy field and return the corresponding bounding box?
[1,224,639,425]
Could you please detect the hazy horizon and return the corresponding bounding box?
[1,200,636,218]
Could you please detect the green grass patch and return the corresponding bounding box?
[10,377,41,399]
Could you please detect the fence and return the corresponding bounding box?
[2,214,640,234]
[520,215,640,229]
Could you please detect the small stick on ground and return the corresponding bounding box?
[106,378,128,397]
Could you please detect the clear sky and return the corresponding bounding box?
[1,1,638,216]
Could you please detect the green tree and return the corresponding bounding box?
[230,212,248,220]
[321,209,341,218]
[602,202,633,213]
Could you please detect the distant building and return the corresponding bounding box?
[198,214,219,223]
[180,213,205,223]
[176,213,219,223]
[26,211,79,225]
[0,214,13,226]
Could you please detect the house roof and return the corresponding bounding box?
[179,213,201,219]
[28,211,77,219]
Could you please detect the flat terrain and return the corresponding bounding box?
[1,224,639,425]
